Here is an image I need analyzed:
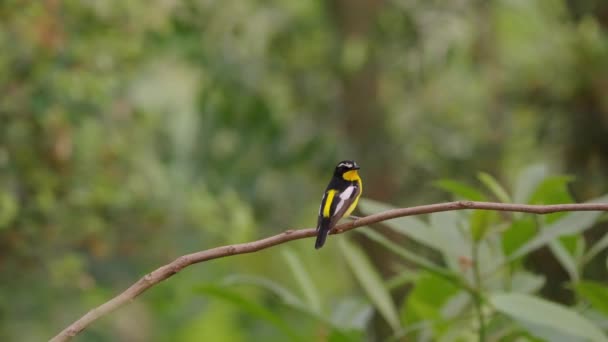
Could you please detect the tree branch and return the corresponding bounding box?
[50,200,608,342]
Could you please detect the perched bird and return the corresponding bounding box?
[315,160,363,249]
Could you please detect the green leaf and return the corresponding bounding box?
[528,175,576,224]
[512,164,548,204]
[223,275,365,337]
[510,271,545,294]
[478,172,511,203]
[338,238,401,332]
[548,240,579,282]
[282,248,322,314]
[433,179,487,201]
[574,281,608,317]
[177,302,246,342]
[0,191,18,229]
[470,209,490,242]
[509,194,608,261]
[358,199,437,251]
[222,274,307,311]
[516,321,585,342]
[502,217,537,256]
[560,234,580,257]
[195,284,302,341]
[528,175,575,205]
[357,228,451,278]
[402,272,460,324]
[429,211,471,272]
[327,329,366,342]
[329,298,373,331]
[583,231,608,265]
[386,271,420,290]
[490,293,608,342]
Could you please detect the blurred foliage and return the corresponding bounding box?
[200,170,608,340]
[1,0,608,341]
[351,169,608,340]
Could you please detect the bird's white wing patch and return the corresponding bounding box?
[340,186,355,200]
[335,185,356,214]
[335,199,344,214]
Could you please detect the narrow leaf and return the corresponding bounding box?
[470,209,490,242]
[282,248,322,314]
[574,281,608,317]
[509,194,608,261]
[222,274,306,310]
[510,271,545,294]
[502,217,537,256]
[528,175,576,224]
[478,172,511,203]
[433,179,486,201]
[512,164,548,204]
[195,284,302,341]
[358,199,438,251]
[528,176,576,205]
[339,238,401,332]
[429,211,471,272]
[490,293,608,342]
[222,275,363,338]
[548,240,579,282]
[357,227,451,278]
[583,231,608,265]
[329,298,373,331]
[386,271,420,290]
[402,272,460,323]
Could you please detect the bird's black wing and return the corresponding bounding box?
[328,182,361,229]
[315,180,360,249]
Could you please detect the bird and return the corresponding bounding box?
[315,160,363,249]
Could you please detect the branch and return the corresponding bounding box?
[50,200,608,342]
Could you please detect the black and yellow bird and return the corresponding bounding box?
[315,160,363,249]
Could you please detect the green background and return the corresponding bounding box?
[1,0,608,341]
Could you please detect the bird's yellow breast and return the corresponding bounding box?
[342,170,360,182]
[343,195,360,217]
[342,171,362,217]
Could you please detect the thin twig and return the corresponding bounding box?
[50,201,608,342]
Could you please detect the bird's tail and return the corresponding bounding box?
[315,221,331,249]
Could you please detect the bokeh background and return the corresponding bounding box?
[1,0,608,341]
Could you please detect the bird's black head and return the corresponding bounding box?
[334,160,360,176]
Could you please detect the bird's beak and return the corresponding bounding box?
[354,165,360,170]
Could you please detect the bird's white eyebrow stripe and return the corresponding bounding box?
[338,162,353,168]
